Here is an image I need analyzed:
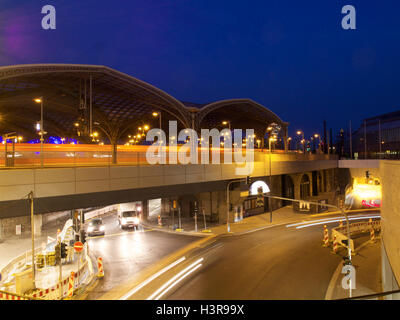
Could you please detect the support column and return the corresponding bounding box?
[111,142,117,164]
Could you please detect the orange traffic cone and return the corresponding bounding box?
[97,257,104,278]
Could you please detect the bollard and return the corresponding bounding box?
[323,225,329,247]
[158,215,162,227]
[370,228,375,242]
[66,271,74,299]
[97,257,104,278]
[332,235,338,254]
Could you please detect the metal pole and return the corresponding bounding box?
[178,207,181,230]
[159,111,162,133]
[378,120,382,158]
[203,208,207,230]
[90,75,93,136]
[29,191,36,288]
[349,121,352,159]
[40,99,44,167]
[364,120,367,159]
[194,208,197,232]
[226,181,233,232]
[269,139,272,223]
[59,241,62,299]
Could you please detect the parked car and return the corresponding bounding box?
[87,218,105,236]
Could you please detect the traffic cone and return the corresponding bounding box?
[370,228,375,242]
[67,271,74,299]
[97,257,104,278]
[332,235,338,254]
[323,225,329,247]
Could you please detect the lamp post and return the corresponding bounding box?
[314,134,321,153]
[268,136,277,223]
[297,130,305,153]
[28,191,36,288]
[153,111,162,132]
[222,120,231,131]
[34,98,44,166]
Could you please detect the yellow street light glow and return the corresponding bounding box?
[288,137,292,141]
[93,131,99,137]
[152,112,159,117]
[18,136,23,141]
[34,98,42,103]
[222,121,228,125]
[297,131,302,135]
[137,134,141,138]
[144,125,149,131]
[138,127,142,131]
[74,122,79,127]
[314,134,319,138]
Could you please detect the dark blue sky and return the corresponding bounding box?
[1,0,400,139]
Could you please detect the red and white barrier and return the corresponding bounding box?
[332,235,338,254]
[67,272,75,298]
[323,225,329,247]
[97,257,104,278]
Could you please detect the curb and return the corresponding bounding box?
[141,222,212,237]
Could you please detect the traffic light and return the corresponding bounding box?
[246,176,251,185]
[366,170,370,178]
[55,243,61,264]
[80,229,86,244]
[60,242,67,259]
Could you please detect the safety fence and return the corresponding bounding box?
[326,219,381,254]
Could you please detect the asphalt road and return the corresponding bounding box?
[83,213,199,300]
[134,213,377,300]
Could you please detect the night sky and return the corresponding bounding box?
[1,0,399,139]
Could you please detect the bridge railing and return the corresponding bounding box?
[0,144,334,168]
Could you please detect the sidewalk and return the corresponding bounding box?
[326,238,382,300]
[143,206,345,236]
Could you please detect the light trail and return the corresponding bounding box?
[287,215,380,229]
[147,257,204,300]
[119,256,186,300]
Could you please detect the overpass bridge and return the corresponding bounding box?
[0,145,338,222]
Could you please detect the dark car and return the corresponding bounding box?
[87,218,105,237]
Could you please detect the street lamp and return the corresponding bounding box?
[34,97,44,166]
[314,134,321,153]
[297,130,305,153]
[268,136,277,223]
[287,137,292,150]
[222,120,231,131]
[153,111,162,132]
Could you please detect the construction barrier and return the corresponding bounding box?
[370,228,375,242]
[97,257,104,278]
[67,272,75,298]
[0,290,35,300]
[323,225,329,247]
[332,235,338,254]
[339,220,343,228]
[158,215,162,226]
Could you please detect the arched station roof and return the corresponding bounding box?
[0,64,287,143]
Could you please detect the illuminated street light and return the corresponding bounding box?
[34,97,44,166]
[222,120,231,131]
[297,130,305,154]
[152,111,162,131]
[144,125,149,131]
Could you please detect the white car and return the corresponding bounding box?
[118,211,140,229]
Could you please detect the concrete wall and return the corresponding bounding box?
[0,155,338,218]
[381,160,400,293]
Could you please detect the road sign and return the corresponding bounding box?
[73,241,84,252]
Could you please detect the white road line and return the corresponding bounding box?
[119,256,186,300]
[147,258,204,300]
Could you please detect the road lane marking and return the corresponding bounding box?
[147,257,204,300]
[119,256,186,300]
[154,263,203,300]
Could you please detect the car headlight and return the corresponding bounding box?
[88,226,94,232]
[100,225,105,231]
[133,217,139,224]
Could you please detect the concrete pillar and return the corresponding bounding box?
[142,200,149,221]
